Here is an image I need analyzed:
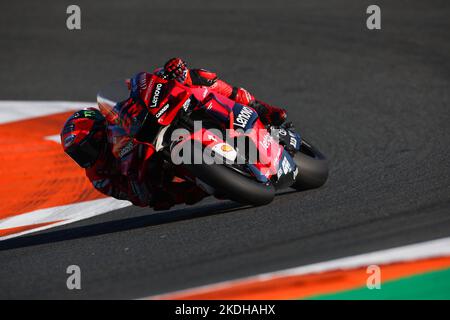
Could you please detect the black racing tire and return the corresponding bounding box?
[291,140,329,190]
[179,142,275,206]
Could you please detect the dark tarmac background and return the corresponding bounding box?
[0,0,449,298]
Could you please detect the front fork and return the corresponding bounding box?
[268,125,302,189]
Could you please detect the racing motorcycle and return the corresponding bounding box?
[97,73,328,206]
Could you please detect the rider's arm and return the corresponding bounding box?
[86,165,150,207]
[191,69,287,125]
[189,69,256,105]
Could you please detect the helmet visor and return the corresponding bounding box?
[66,136,102,168]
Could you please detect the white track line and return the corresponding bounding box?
[0,198,131,241]
[0,101,132,241]
[148,236,450,299]
[44,134,62,143]
[0,101,94,124]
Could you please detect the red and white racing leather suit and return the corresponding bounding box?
[86,66,286,209]
[85,136,207,210]
[154,67,287,125]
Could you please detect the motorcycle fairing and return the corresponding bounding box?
[145,76,192,126]
[232,103,258,132]
[98,74,298,189]
[273,149,298,188]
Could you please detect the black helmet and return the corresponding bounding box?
[60,108,107,168]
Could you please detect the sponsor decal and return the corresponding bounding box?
[282,157,291,174]
[290,137,297,148]
[272,148,282,169]
[277,167,283,178]
[82,110,97,118]
[93,178,110,189]
[64,134,76,147]
[143,78,154,103]
[234,106,254,129]
[118,140,135,158]
[260,132,272,150]
[150,83,163,108]
[293,167,299,180]
[212,143,237,162]
[138,75,147,90]
[155,103,170,119]
[182,98,191,112]
[221,144,234,152]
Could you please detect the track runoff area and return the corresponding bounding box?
[0,102,449,308]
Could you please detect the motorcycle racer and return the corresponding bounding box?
[154,58,288,126]
[61,60,291,210]
[60,108,208,210]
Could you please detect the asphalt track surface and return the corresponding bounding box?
[0,0,449,299]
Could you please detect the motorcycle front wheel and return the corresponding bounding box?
[291,139,329,191]
[180,141,275,206]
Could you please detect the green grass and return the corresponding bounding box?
[309,267,450,300]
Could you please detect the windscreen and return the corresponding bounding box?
[97,79,149,137]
